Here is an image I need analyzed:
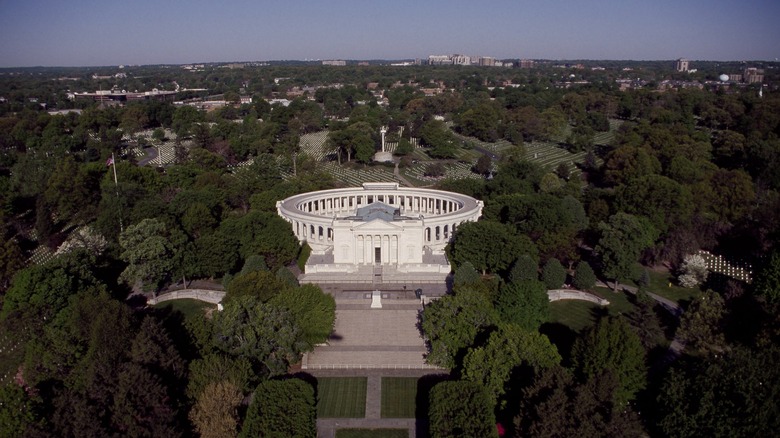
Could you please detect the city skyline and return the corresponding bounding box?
[1,0,778,68]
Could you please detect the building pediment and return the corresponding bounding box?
[352,218,405,232]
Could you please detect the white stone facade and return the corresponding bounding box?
[276,183,483,282]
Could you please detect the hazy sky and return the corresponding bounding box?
[1,0,778,67]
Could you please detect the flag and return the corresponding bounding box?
[106,157,114,166]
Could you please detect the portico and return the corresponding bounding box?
[276,183,483,285]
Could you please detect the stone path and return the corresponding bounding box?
[306,290,446,437]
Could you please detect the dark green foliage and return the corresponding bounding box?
[753,249,780,304]
[495,279,550,331]
[187,353,256,398]
[656,346,780,438]
[516,366,643,437]
[225,270,292,303]
[421,287,499,369]
[676,289,726,353]
[212,296,303,376]
[0,384,39,437]
[508,254,539,283]
[462,323,560,405]
[596,213,658,289]
[275,266,299,287]
[453,261,481,287]
[270,284,336,349]
[571,317,647,406]
[240,379,316,438]
[240,255,269,275]
[1,249,102,321]
[573,261,597,290]
[450,220,532,275]
[541,258,567,289]
[429,381,498,438]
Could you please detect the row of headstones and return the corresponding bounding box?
[697,250,753,282]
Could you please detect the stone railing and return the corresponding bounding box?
[147,289,226,305]
[547,289,610,306]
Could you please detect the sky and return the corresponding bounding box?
[0,0,778,67]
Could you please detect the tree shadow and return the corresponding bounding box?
[540,322,578,367]
[415,373,451,438]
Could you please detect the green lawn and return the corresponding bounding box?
[154,299,215,320]
[548,300,603,332]
[336,429,408,438]
[317,377,367,418]
[630,267,702,304]
[549,289,636,333]
[381,377,417,418]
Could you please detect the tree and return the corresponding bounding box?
[0,384,38,437]
[421,287,499,369]
[571,317,646,405]
[541,258,567,289]
[495,279,549,331]
[676,289,726,353]
[239,379,316,438]
[189,381,243,438]
[474,154,493,176]
[450,221,529,275]
[453,261,481,288]
[573,261,597,290]
[119,218,174,292]
[508,255,539,283]
[657,347,780,438]
[225,270,292,303]
[626,290,664,350]
[187,353,256,399]
[462,324,560,405]
[677,253,709,288]
[429,381,498,438]
[269,284,336,349]
[516,366,643,438]
[212,296,303,376]
[753,249,780,304]
[596,213,658,290]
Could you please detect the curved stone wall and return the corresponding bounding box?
[276,183,484,264]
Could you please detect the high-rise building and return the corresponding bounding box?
[676,58,690,72]
[519,59,535,69]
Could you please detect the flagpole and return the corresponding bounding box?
[112,153,119,185]
[109,153,124,233]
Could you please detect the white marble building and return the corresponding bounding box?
[276,182,483,284]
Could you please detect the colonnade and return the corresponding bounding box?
[297,193,463,217]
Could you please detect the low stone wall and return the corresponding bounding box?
[547,289,610,306]
[147,289,226,305]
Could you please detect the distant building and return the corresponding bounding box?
[428,55,453,65]
[676,58,690,72]
[322,60,346,66]
[743,67,764,84]
[451,54,471,65]
[71,88,177,104]
[519,59,535,69]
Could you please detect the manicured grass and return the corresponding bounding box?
[336,429,408,438]
[548,289,636,333]
[548,300,603,333]
[154,299,215,320]
[317,377,367,418]
[381,377,417,418]
[630,267,702,304]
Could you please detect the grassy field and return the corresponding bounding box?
[154,299,215,320]
[381,377,417,418]
[336,429,408,438]
[317,377,367,418]
[629,266,702,305]
[548,288,636,333]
